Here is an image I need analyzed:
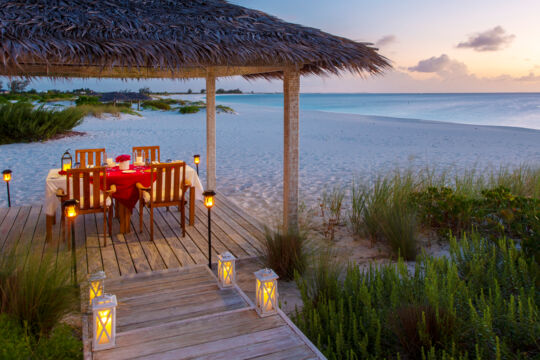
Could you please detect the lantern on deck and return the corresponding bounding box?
[61,150,73,171]
[63,199,79,219]
[254,268,279,317]
[89,271,106,306]
[217,252,236,288]
[193,154,200,175]
[92,294,117,351]
[2,169,11,182]
[203,190,216,209]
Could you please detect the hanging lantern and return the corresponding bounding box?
[63,199,79,219]
[61,150,73,171]
[254,268,279,317]
[2,169,12,182]
[217,252,236,288]
[203,190,216,209]
[193,154,200,165]
[88,271,106,306]
[92,294,117,351]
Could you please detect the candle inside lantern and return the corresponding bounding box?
[96,309,112,345]
[106,158,114,166]
[63,162,71,171]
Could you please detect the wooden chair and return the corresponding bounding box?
[132,146,160,163]
[57,167,116,247]
[76,148,106,168]
[137,162,187,240]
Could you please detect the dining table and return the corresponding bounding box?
[45,163,204,241]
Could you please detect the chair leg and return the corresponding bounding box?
[103,209,107,247]
[189,186,195,226]
[139,200,144,233]
[149,207,154,241]
[181,201,186,237]
[108,206,113,238]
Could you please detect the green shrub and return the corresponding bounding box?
[216,104,235,113]
[294,234,539,359]
[0,315,82,360]
[141,99,171,110]
[75,95,101,106]
[76,103,139,118]
[378,199,418,260]
[262,228,309,281]
[178,105,200,114]
[0,102,84,144]
[0,249,78,337]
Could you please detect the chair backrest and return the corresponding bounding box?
[133,146,160,163]
[76,148,106,168]
[66,167,107,211]
[149,162,186,205]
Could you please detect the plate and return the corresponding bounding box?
[122,170,136,174]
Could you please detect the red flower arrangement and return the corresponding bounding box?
[115,154,131,162]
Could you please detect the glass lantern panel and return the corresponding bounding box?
[96,309,112,344]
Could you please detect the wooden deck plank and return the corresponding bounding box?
[122,229,152,274]
[140,207,182,269]
[212,202,265,250]
[210,206,261,255]
[1,206,31,251]
[157,208,210,264]
[94,213,120,277]
[192,205,242,257]
[0,207,20,249]
[17,205,41,250]
[151,207,196,267]
[129,208,167,271]
[216,192,266,235]
[84,213,103,274]
[0,207,9,227]
[110,217,136,276]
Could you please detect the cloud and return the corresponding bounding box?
[375,35,396,47]
[516,72,540,82]
[457,26,515,51]
[407,54,468,78]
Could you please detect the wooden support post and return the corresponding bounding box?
[206,70,216,191]
[283,68,300,233]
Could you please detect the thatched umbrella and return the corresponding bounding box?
[0,0,390,231]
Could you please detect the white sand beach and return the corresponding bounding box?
[0,101,539,223]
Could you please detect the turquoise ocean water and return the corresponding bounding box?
[217,93,540,130]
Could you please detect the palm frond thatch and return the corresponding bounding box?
[0,0,390,79]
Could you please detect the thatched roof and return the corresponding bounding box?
[99,92,151,102]
[0,0,390,79]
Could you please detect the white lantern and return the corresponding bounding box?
[92,294,117,351]
[217,252,236,288]
[88,271,106,306]
[254,268,279,317]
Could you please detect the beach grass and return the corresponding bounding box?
[262,228,310,281]
[76,103,139,118]
[0,102,85,144]
[294,233,539,359]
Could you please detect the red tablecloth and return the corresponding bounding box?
[106,165,153,209]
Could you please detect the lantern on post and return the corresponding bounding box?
[2,169,12,207]
[217,252,236,288]
[193,154,200,175]
[92,294,117,351]
[89,271,106,306]
[254,268,279,317]
[61,150,73,171]
[203,190,216,269]
[63,199,79,285]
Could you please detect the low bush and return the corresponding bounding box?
[0,249,78,337]
[178,105,201,114]
[141,99,172,110]
[294,234,539,359]
[76,103,138,118]
[0,102,85,144]
[0,315,82,359]
[262,228,309,281]
[75,95,101,106]
[412,186,539,261]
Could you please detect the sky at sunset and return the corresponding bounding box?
[14,0,540,93]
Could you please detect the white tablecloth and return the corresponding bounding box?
[45,165,204,216]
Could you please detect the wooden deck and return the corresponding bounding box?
[0,193,266,279]
[83,265,324,359]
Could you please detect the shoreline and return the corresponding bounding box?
[0,103,539,219]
